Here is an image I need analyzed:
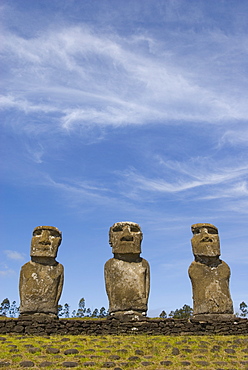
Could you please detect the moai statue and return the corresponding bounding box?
[188,223,234,320]
[19,226,64,318]
[104,221,150,320]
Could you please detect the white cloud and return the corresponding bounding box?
[220,129,248,147]
[120,159,248,195]
[4,250,25,261]
[0,269,15,277]
[1,24,248,134]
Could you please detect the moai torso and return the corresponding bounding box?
[105,257,149,313]
[104,222,150,318]
[19,226,64,317]
[188,223,233,319]
[19,261,64,315]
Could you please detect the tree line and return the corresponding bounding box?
[159,302,248,319]
[0,298,247,319]
[0,298,108,319]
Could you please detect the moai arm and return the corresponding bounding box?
[56,264,64,306]
[104,259,112,302]
[19,266,24,307]
[143,259,150,300]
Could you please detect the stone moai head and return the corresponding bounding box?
[30,226,62,259]
[109,221,143,254]
[191,223,220,258]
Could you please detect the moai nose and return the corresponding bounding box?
[40,230,50,244]
[200,228,213,242]
[123,225,131,233]
[121,225,133,241]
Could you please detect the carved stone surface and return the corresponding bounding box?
[188,223,234,320]
[19,226,64,318]
[104,222,150,319]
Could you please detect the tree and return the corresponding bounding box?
[239,302,248,317]
[76,298,86,318]
[0,298,10,317]
[57,303,70,318]
[85,308,91,317]
[169,304,193,319]
[71,310,76,317]
[91,308,99,318]
[159,310,167,318]
[99,307,107,318]
[63,303,70,318]
[9,301,19,318]
[58,304,63,317]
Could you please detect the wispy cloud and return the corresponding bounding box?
[0,262,16,277]
[4,250,25,261]
[120,158,248,195]
[219,128,248,147]
[0,269,15,277]
[1,23,248,135]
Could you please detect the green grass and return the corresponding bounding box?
[0,334,247,369]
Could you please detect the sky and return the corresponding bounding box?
[0,0,247,317]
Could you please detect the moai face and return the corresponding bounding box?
[109,222,143,254]
[191,223,220,257]
[30,226,62,258]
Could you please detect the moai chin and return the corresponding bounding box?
[19,226,64,318]
[188,223,234,321]
[104,221,150,320]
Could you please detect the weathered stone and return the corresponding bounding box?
[128,356,140,361]
[135,350,144,355]
[172,347,180,355]
[102,362,116,368]
[46,347,60,354]
[0,362,10,367]
[39,361,53,367]
[141,362,153,366]
[225,348,236,354]
[160,361,172,366]
[195,361,210,366]
[64,348,79,355]
[19,226,64,318]
[104,222,150,319]
[83,362,96,366]
[20,361,35,367]
[188,223,234,319]
[62,362,78,368]
[27,347,40,353]
[109,355,121,360]
[180,361,191,366]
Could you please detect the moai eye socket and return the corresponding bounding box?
[49,230,61,237]
[193,228,200,235]
[112,225,123,232]
[130,225,140,232]
[206,227,218,234]
[33,229,42,236]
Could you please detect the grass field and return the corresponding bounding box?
[0,334,247,369]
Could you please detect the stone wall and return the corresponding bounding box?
[0,317,247,336]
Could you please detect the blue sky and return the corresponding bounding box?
[1,0,247,317]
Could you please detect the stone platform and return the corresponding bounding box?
[0,317,247,336]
